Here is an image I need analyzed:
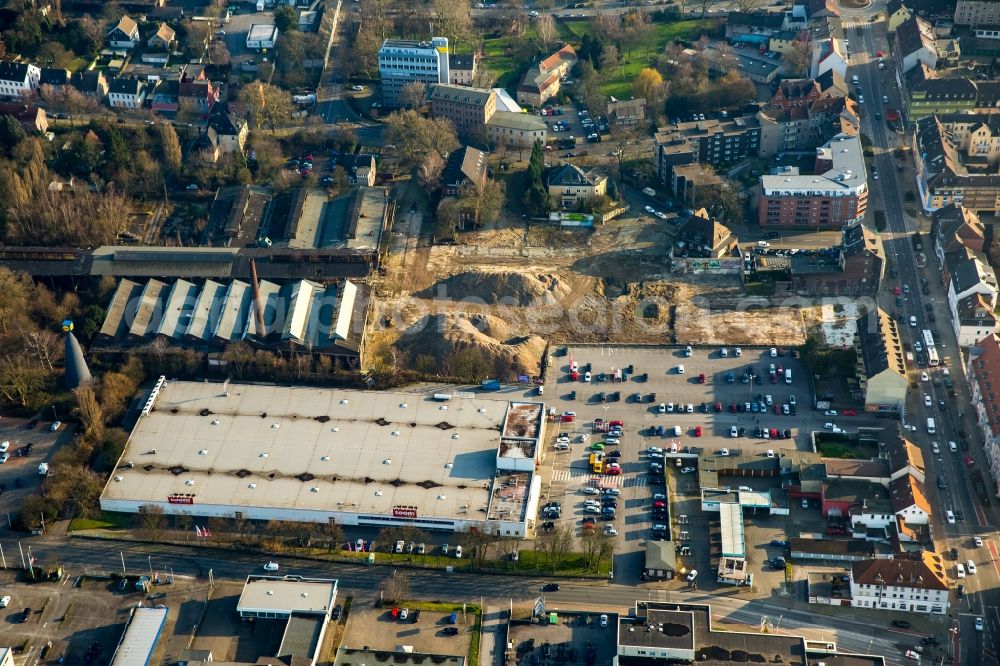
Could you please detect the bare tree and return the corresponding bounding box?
[383,569,411,603]
[736,0,768,10]
[534,14,556,48]
[781,41,811,77]
[238,82,294,133]
[417,151,446,191]
[471,64,497,89]
[157,122,182,173]
[400,81,427,110]
[535,524,575,573]
[73,385,105,441]
[137,504,166,542]
[385,110,460,166]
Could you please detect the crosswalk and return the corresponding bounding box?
[549,469,648,487]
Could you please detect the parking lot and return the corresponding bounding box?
[535,344,893,583]
[507,612,617,666]
[341,602,476,656]
[0,415,69,516]
[0,570,211,665]
[220,7,275,81]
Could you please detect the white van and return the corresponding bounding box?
[956,562,966,578]
[784,369,792,384]
[672,425,682,437]
[927,418,936,434]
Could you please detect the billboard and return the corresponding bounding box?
[392,506,418,518]
[167,494,194,505]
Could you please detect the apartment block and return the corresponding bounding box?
[757,134,868,228]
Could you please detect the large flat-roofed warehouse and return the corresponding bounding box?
[100,381,544,536]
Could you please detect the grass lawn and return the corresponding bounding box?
[69,512,131,531]
[398,601,482,664]
[67,57,90,73]
[599,19,720,99]
[816,441,858,458]
[480,17,719,98]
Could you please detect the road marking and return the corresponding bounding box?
[989,540,1000,578]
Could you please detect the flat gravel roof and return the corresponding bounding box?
[103,381,523,520]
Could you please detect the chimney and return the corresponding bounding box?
[249,258,265,336]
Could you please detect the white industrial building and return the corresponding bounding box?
[378,37,449,108]
[110,606,168,666]
[247,24,279,49]
[100,381,545,537]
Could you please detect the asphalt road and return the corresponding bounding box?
[845,7,999,665]
[17,534,914,664]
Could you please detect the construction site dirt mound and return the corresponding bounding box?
[417,270,571,307]
[397,312,546,377]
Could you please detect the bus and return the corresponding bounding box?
[927,347,940,367]
[922,329,936,350]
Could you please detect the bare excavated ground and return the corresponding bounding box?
[371,213,810,375]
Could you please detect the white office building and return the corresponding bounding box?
[378,37,449,108]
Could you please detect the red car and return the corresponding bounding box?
[605,467,622,476]
[965,456,975,467]
[694,425,703,437]
[561,415,574,422]
[698,373,706,384]
[714,402,723,412]
[876,50,885,57]
[774,404,781,415]
[842,409,857,416]
[769,428,779,439]
[729,403,738,413]
[610,420,624,427]
[570,371,579,381]
[893,287,901,295]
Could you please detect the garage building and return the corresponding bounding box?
[247,23,278,49]
[100,380,544,537]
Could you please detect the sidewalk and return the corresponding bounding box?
[478,603,507,666]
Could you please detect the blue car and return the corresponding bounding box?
[770,539,788,547]
[751,402,759,413]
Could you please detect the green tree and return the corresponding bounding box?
[0,115,26,148]
[273,5,297,32]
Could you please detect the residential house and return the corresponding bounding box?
[725,11,784,44]
[946,246,998,330]
[886,428,927,484]
[642,541,678,581]
[669,164,722,206]
[895,17,940,73]
[178,65,217,112]
[107,77,147,108]
[107,15,141,50]
[207,109,248,154]
[148,23,176,50]
[905,66,978,119]
[39,67,70,90]
[887,0,913,32]
[342,153,377,187]
[378,37,450,109]
[788,222,885,297]
[606,98,646,128]
[849,553,949,614]
[701,46,781,83]
[246,24,279,49]
[70,70,109,101]
[889,474,931,527]
[854,307,908,415]
[448,53,477,86]
[442,146,487,196]
[516,44,576,107]
[546,163,608,210]
[676,210,736,258]
[933,204,986,264]
[810,38,847,80]
[914,115,1000,213]
[954,292,997,346]
[814,69,849,98]
[758,92,859,157]
[969,333,1000,496]
[150,79,179,113]
[0,61,41,98]
[428,83,496,141]
[933,111,1000,162]
[0,103,48,133]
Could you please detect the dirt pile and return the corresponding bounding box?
[397,312,546,376]
[418,270,571,307]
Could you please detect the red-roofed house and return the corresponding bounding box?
[516,44,577,107]
[969,333,1000,497]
